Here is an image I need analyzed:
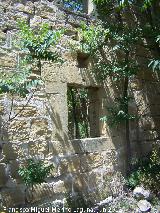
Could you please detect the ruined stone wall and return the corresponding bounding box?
[0,0,160,209]
[0,0,118,208]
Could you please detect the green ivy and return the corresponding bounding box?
[18,20,64,66]
[0,69,42,97]
[100,97,136,126]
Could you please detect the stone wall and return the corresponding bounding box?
[0,0,160,209]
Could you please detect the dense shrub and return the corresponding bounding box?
[127,147,160,196]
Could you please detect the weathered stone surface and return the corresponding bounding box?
[13,2,34,14]
[137,200,152,212]
[1,187,25,207]
[0,105,4,114]
[48,140,75,156]
[133,187,151,200]
[0,54,16,67]
[2,143,17,160]
[28,140,49,157]
[26,181,67,203]
[30,15,43,28]
[13,106,38,117]
[59,155,80,174]
[10,160,21,181]
[80,153,104,172]
[53,180,66,194]
[9,120,28,131]
[29,118,50,140]
[88,169,103,190]
[11,142,29,159]
[35,2,57,20]
[8,129,29,141]
[0,163,8,187]
[71,139,86,153]
[73,173,89,192]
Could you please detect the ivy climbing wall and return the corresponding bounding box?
[0,0,160,209]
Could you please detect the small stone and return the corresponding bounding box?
[96,196,113,206]
[133,187,151,200]
[137,200,151,212]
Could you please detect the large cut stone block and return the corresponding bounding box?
[28,140,49,157]
[26,181,67,203]
[80,153,104,172]
[1,187,25,207]
[48,140,75,156]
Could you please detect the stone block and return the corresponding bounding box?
[13,2,34,14]
[26,181,67,203]
[48,140,75,156]
[53,180,66,194]
[83,137,110,153]
[73,173,89,192]
[1,187,25,207]
[9,120,28,131]
[28,140,49,157]
[0,163,8,187]
[87,169,103,190]
[2,143,17,160]
[71,139,86,154]
[58,155,80,174]
[34,2,57,18]
[12,11,29,22]
[102,150,118,165]
[0,105,4,114]
[8,130,29,142]
[0,54,16,67]
[29,118,50,140]
[13,106,38,117]
[11,142,29,159]
[26,183,53,203]
[10,160,21,181]
[80,153,104,172]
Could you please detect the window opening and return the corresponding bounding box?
[67,86,100,139]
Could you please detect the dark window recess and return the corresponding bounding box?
[67,86,100,139]
[77,52,90,68]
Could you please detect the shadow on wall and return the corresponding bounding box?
[44,93,123,205]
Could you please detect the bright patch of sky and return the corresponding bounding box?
[62,0,83,12]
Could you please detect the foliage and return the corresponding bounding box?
[127,147,160,195]
[101,97,136,126]
[69,22,109,55]
[78,23,109,54]
[148,35,160,71]
[18,20,64,68]
[0,69,42,97]
[0,21,64,98]
[67,87,90,139]
[76,0,159,172]
[18,159,54,187]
